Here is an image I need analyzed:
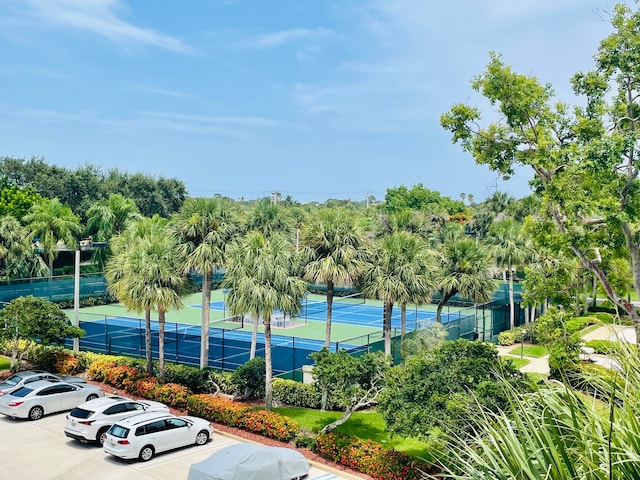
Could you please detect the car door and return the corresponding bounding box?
[57,384,84,411]
[164,418,193,448]
[140,419,170,453]
[35,385,66,413]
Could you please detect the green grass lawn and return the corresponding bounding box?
[508,344,548,358]
[274,406,432,460]
[0,356,10,371]
[504,357,530,369]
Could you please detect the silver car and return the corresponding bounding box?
[0,370,86,396]
[0,380,104,420]
[65,396,170,446]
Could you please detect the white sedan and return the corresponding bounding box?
[0,380,104,420]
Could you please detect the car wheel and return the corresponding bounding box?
[195,430,209,445]
[139,445,155,462]
[86,393,99,401]
[28,406,44,421]
[96,427,109,446]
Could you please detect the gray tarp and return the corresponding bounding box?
[187,444,309,480]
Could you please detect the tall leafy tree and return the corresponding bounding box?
[300,209,368,348]
[246,197,292,237]
[441,3,640,339]
[223,232,306,411]
[487,220,535,329]
[106,216,187,380]
[86,193,141,271]
[362,231,440,357]
[23,198,81,278]
[171,197,241,368]
[435,237,494,323]
[0,296,84,372]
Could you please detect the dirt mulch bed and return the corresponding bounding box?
[90,380,374,480]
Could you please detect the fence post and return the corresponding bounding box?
[221,329,225,372]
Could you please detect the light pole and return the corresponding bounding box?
[520,328,527,359]
[73,238,108,352]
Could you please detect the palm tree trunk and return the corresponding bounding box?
[264,314,273,411]
[400,304,407,342]
[436,290,456,323]
[324,280,334,349]
[200,271,212,369]
[383,300,393,357]
[158,309,165,383]
[145,309,153,376]
[250,312,259,359]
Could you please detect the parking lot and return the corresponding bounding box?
[0,412,360,480]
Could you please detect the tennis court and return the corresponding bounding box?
[67,289,476,377]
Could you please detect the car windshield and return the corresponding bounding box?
[69,407,93,419]
[10,386,33,397]
[108,425,130,438]
[2,375,23,386]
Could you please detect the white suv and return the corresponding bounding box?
[64,396,170,446]
[103,412,213,462]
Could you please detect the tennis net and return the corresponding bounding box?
[303,292,365,317]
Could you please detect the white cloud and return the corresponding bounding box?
[239,28,332,49]
[131,85,196,100]
[11,0,191,53]
[2,105,288,138]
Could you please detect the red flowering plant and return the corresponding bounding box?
[150,383,192,409]
[313,433,436,480]
[187,394,253,426]
[238,409,299,442]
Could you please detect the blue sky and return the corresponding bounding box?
[0,0,630,204]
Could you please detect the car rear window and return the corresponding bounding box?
[3,375,23,386]
[10,387,33,397]
[69,407,94,419]
[108,425,130,438]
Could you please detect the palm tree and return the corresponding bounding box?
[106,216,186,380]
[300,209,368,348]
[487,220,535,330]
[23,198,81,278]
[171,197,241,368]
[436,237,495,323]
[246,197,292,237]
[362,232,440,357]
[86,193,141,271]
[223,232,306,411]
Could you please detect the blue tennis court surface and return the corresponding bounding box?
[193,299,447,329]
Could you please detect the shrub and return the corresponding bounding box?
[273,378,321,409]
[548,336,582,380]
[313,433,436,480]
[231,357,266,399]
[498,330,516,346]
[565,317,597,334]
[105,365,144,389]
[150,383,192,409]
[186,394,299,442]
[187,394,253,426]
[88,360,118,382]
[124,376,158,398]
[239,409,300,442]
[294,432,317,449]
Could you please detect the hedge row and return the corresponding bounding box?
[313,432,437,480]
